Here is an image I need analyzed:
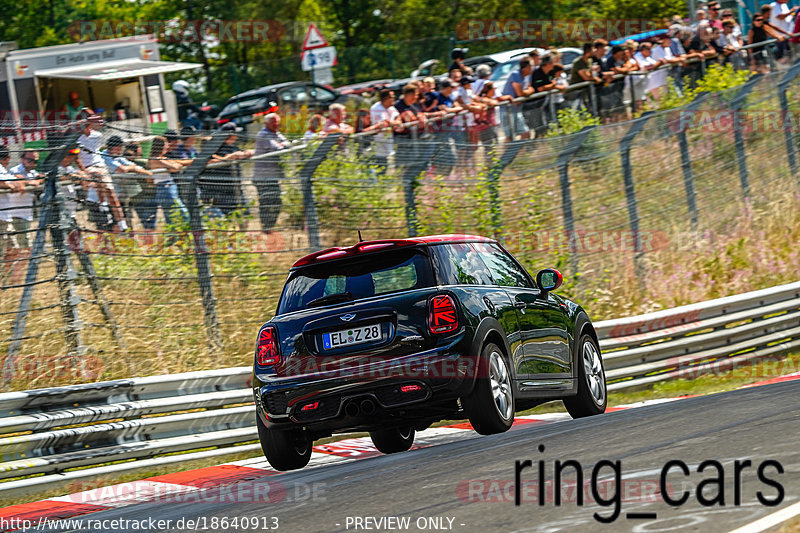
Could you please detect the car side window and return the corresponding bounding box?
[431,243,493,285]
[471,243,532,288]
[310,86,336,103]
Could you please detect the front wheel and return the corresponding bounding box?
[462,343,515,435]
[563,333,607,418]
[369,425,415,454]
[256,413,312,471]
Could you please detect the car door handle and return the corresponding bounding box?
[483,296,495,313]
[514,300,527,310]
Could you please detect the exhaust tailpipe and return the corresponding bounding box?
[360,399,376,416]
[345,401,360,417]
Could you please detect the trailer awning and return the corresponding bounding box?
[34,59,202,81]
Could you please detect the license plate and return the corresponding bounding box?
[323,324,382,350]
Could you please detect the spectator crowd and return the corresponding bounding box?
[1,1,798,265]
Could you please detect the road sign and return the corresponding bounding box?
[302,23,329,50]
[313,67,334,85]
[301,46,337,71]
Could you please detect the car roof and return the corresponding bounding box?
[291,234,497,269]
[225,81,308,102]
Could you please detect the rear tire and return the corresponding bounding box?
[462,342,515,435]
[256,413,312,471]
[563,332,607,418]
[369,425,415,454]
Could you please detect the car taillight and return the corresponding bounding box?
[256,326,280,366]
[301,402,319,411]
[400,384,421,393]
[217,117,230,125]
[428,294,458,334]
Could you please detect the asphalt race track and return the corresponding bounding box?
[37,380,800,533]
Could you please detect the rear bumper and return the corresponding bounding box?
[253,334,475,431]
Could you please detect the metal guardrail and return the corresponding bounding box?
[1,281,799,499]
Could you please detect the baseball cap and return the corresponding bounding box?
[180,126,197,138]
[220,121,243,132]
[164,129,179,141]
[451,47,469,59]
[460,76,475,86]
[107,135,124,148]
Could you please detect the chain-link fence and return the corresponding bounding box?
[2,60,800,390]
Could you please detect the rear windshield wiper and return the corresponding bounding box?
[306,291,355,308]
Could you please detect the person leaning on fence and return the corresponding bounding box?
[475,81,511,148]
[633,42,665,105]
[253,112,291,233]
[431,79,463,176]
[501,57,534,140]
[768,0,797,62]
[529,55,564,137]
[567,43,601,111]
[472,64,492,97]
[719,19,745,68]
[322,103,355,135]
[393,83,429,166]
[77,115,127,232]
[177,127,200,159]
[0,148,39,279]
[599,46,630,123]
[143,135,191,232]
[203,122,254,220]
[369,89,402,174]
[303,114,325,142]
[102,136,154,231]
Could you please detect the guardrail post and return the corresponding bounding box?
[3,131,81,384]
[485,141,525,239]
[556,126,596,274]
[620,111,655,283]
[728,74,762,200]
[297,134,340,250]
[179,131,229,354]
[777,62,800,177]
[674,92,708,230]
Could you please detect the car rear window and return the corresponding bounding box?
[278,248,434,314]
[220,96,267,116]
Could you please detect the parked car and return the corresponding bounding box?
[252,234,607,470]
[336,79,395,97]
[216,81,362,128]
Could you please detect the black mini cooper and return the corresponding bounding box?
[253,235,606,470]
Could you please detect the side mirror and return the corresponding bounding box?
[536,268,563,292]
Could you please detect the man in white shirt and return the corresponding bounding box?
[368,89,400,174]
[2,149,42,252]
[651,33,685,100]
[78,115,126,231]
[770,0,798,61]
[0,148,34,275]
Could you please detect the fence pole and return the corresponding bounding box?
[620,111,654,283]
[401,128,435,237]
[49,167,85,372]
[674,92,708,230]
[297,134,340,250]
[485,141,525,239]
[556,126,596,274]
[4,131,81,383]
[728,74,762,200]
[178,131,229,354]
[777,62,800,177]
[588,84,598,116]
